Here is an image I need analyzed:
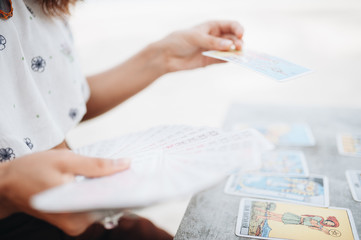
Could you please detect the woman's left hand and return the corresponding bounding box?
[158,20,244,73]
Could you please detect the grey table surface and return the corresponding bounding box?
[175,104,361,240]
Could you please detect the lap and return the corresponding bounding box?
[0,213,173,240]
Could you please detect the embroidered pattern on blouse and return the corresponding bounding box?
[24,138,34,150]
[0,148,15,162]
[60,43,74,62]
[25,4,35,18]
[0,35,6,51]
[69,108,78,120]
[31,56,46,72]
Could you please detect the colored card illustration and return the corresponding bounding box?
[234,122,316,147]
[252,150,309,176]
[236,198,359,240]
[346,170,361,202]
[202,50,312,81]
[225,174,328,206]
[337,134,361,157]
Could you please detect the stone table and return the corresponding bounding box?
[175,104,361,240]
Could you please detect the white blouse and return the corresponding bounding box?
[0,0,90,161]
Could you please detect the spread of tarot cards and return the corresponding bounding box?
[202,50,312,82]
[236,198,360,240]
[31,125,273,212]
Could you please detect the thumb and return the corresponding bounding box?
[59,153,131,178]
[196,33,234,51]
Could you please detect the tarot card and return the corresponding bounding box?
[236,198,359,240]
[346,170,361,202]
[202,50,312,81]
[252,150,309,176]
[337,134,361,157]
[234,122,316,146]
[225,174,328,206]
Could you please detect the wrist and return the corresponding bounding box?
[144,40,169,76]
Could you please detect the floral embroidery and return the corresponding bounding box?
[31,56,46,72]
[0,35,6,51]
[60,43,74,62]
[24,138,33,150]
[0,147,15,162]
[69,108,78,120]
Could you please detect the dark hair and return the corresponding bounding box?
[38,0,78,16]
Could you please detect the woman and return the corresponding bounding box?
[0,0,243,239]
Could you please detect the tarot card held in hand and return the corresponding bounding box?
[234,122,316,147]
[202,50,312,81]
[249,150,309,176]
[236,198,359,240]
[337,134,361,157]
[346,170,361,202]
[225,174,328,206]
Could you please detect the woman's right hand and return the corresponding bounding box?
[0,150,130,236]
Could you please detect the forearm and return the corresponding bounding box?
[83,41,167,120]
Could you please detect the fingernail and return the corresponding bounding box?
[220,40,233,48]
[112,158,131,167]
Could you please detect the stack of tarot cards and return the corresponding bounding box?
[31,125,273,212]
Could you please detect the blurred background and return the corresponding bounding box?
[66,0,361,235]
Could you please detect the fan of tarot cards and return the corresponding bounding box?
[31,125,273,212]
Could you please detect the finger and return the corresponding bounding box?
[58,152,131,177]
[221,34,243,50]
[211,20,244,39]
[196,34,234,51]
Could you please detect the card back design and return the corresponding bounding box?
[202,50,312,81]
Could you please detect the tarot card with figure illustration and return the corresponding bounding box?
[235,198,359,240]
[225,174,328,206]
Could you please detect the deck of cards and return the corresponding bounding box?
[202,50,312,82]
[31,125,273,212]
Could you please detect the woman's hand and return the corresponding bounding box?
[0,150,130,235]
[158,20,244,73]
